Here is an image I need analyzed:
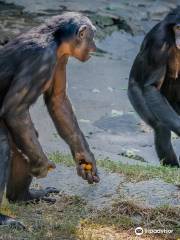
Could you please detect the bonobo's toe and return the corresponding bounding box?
[0,214,26,229]
[44,187,59,196]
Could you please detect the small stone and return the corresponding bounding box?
[92,88,100,93]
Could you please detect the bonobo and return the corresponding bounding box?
[128,7,180,167]
[0,12,99,227]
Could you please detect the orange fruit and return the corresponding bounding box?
[48,166,54,172]
[85,164,92,171]
[81,163,92,171]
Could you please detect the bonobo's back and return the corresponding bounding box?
[0,22,58,104]
[0,45,18,101]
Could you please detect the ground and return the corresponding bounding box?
[0,0,180,239]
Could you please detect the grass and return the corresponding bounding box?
[49,151,180,185]
[0,152,179,239]
[79,200,180,240]
[0,195,179,240]
[0,194,86,240]
[97,158,180,184]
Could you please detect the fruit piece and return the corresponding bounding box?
[85,164,92,171]
[48,166,54,172]
[81,163,92,171]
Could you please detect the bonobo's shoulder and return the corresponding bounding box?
[138,22,169,66]
[140,23,165,52]
[0,35,57,68]
[1,25,57,59]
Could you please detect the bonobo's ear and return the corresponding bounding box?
[78,25,87,40]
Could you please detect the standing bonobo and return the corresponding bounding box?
[0,12,99,227]
[128,7,180,167]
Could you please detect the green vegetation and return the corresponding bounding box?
[0,152,178,239]
[49,151,180,185]
[0,196,179,240]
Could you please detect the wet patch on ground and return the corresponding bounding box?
[94,113,140,134]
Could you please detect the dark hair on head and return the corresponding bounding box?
[164,6,180,25]
[139,6,180,66]
[2,12,96,53]
[45,12,96,46]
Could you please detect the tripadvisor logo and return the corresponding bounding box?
[135,227,143,236]
[135,227,173,236]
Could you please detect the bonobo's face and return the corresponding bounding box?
[173,23,180,49]
[72,25,96,62]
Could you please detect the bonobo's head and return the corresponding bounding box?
[164,7,180,50]
[51,12,96,62]
[70,23,96,61]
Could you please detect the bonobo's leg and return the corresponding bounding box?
[154,125,179,166]
[5,111,55,178]
[0,121,24,228]
[128,80,180,167]
[6,141,59,204]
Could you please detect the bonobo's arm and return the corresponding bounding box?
[5,111,55,178]
[1,49,56,178]
[143,65,180,134]
[44,58,99,184]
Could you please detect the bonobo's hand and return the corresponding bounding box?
[29,159,56,178]
[75,152,100,184]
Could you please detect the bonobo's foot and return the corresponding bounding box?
[9,187,59,204]
[0,214,25,229]
[28,187,59,203]
[30,160,56,178]
[162,157,180,168]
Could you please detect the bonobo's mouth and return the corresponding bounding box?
[86,54,91,60]
[86,52,94,60]
[89,52,97,58]
[175,38,180,50]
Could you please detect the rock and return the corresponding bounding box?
[122,179,180,208]
[148,5,170,21]
[36,164,124,209]
[94,113,140,134]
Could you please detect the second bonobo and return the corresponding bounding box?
[128,7,180,168]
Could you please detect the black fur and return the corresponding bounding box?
[128,7,180,167]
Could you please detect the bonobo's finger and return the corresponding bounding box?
[91,164,100,182]
[47,161,56,171]
[76,165,81,177]
[93,175,100,183]
[77,165,87,180]
[44,187,59,195]
[86,171,94,184]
